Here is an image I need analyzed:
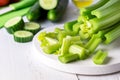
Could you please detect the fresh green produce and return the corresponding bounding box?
[24,22,41,34]
[92,50,108,65]
[26,1,47,21]
[104,22,120,44]
[39,0,58,10]
[80,0,109,19]
[58,53,79,63]
[69,44,88,60]
[0,7,30,28]
[37,0,120,64]
[14,30,33,43]
[91,0,120,18]
[4,16,24,34]
[47,0,69,22]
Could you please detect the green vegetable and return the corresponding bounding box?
[58,53,79,63]
[43,43,60,54]
[64,20,77,32]
[104,22,120,44]
[4,16,24,34]
[10,0,37,10]
[47,0,69,22]
[14,30,33,43]
[80,0,109,18]
[60,36,81,55]
[69,45,88,60]
[0,7,30,28]
[26,2,45,21]
[92,50,108,65]
[24,22,41,34]
[39,0,58,10]
[60,36,71,55]
[92,0,120,18]
[85,32,102,53]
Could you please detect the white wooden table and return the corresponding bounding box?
[0,0,120,80]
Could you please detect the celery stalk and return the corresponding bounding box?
[58,54,79,63]
[43,43,60,54]
[92,50,108,65]
[60,36,81,55]
[92,0,120,18]
[57,31,67,44]
[85,32,102,53]
[69,45,88,60]
[80,0,109,16]
[104,22,120,44]
[64,20,77,32]
[90,9,120,33]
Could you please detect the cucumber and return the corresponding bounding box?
[14,30,33,43]
[39,0,58,10]
[4,16,24,34]
[26,2,47,21]
[24,22,41,34]
[47,0,69,22]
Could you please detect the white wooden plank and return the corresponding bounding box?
[28,50,78,80]
[77,72,120,80]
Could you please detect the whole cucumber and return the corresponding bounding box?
[47,0,69,22]
[26,1,47,21]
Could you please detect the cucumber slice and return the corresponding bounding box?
[14,30,33,43]
[24,22,41,35]
[4,16,24,34]
[39,0,58,10]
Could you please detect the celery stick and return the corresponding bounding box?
[42,43,60,54]
[85,32,102,53]
[90,9,120,33]
[92,0,120,18]
[60,36,81,55]
[54,28,63,33]
[57,31,67,44]
[72,22,82,34]
[60,36,72,55]
[45,37,58,45]
[64,20,77,32]
[92,50,108,65]
[58,54,79,63]
[80,0,109,16]
[104,22,120,44]
[69,45,88,60]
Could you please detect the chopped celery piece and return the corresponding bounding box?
[45,37,58,45]
[72,22,81,34]
[60,36,81,55]
[42,43,60,54]
[85,32,102,53]
[104,22,120,44]
[92,1,120,18]
[80,0,109,16]
[69,45,88,60]
[64,20,77,32]
[60,36,72,55]
[37,31,47,41]
[57,31,67,44]
[90,9,120,33]
[37,31,57,41]
[58,53,79,63]
[54,28,63,33]
[92,50,108,65]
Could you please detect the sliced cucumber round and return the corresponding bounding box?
[4,16,24,34]
[14,30,33,43]
[39,0,58,10]
[24,22,41,35]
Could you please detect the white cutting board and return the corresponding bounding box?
[32,25,120,75]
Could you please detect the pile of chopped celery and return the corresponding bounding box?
[37,0,120,64]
